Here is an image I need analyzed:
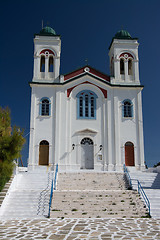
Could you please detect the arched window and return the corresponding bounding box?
[76,90,98,119]
[128,59,132,75]
[120,58,124,74]
[122,99,133,118]
[48,56,54,72]
[40,56,45,72]
[81,138,93,145]
[39,98,51,116]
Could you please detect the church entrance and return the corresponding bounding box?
[125,141,135,166]
[39,140,49,165]
[81,138,94,169]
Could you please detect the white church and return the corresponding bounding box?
[28,26,145,172]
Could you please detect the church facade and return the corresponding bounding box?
[28,27,145,172]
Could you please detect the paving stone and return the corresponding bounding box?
[66,237,77,240]
[0,218,160,239]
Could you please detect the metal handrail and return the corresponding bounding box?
[123,164,132,189]
[54,164,58,190]
[123,164,150,216]
[48,178,53,218]
[37,171,51,216]
[137,180,150,215]
[48,164,58,218]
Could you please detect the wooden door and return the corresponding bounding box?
[39,140,49,165]
[125,142,135,166]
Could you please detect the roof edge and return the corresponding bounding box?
[109,37,139,50]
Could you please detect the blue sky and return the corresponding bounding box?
[0,0,160,167]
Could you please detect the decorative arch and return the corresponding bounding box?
[39,140,49,165]
[119,52,135,76]
[125,141,135,166]
[67,81,107,98]
[119,52,135,60]
[39,48,56,56]
[81,138,94,145]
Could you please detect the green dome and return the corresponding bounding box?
[114,30,132,39]
[40,26,56,36]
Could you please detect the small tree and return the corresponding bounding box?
[0,107,25,191]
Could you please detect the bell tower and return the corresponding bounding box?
[109,30,140,85]
[33,26,61,83]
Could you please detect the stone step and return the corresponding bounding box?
[129,170,160,218]
[0,171,54,219]
[51,189,147,218]
[0,176,14,210]
[50,172,149,218]
[51,211,148,218]
[0,192,7,197]
[57,172,126,191]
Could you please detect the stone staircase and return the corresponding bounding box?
[0,176,13,207]
[129,171,160,218]
[51,172,148,218]
[0,167,53,219]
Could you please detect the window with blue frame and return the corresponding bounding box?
[122,99,133,118]
[40,98,51,116]
[76,90,98,119]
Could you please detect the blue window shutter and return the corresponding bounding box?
[49,103,51,116]
[77,97,80,118]
[131,104,133,117]
[94,97,96,118]
[39,102,42,115]
[122,103,124,117]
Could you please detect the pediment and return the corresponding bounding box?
[76,128,97,135]
[64,65,110,82]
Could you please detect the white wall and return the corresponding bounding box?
[28,77,145,171]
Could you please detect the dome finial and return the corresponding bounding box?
[40,25,56,36]
[114,29,132,39]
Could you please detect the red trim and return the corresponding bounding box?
[67,86,75,97]
[119,52,134,59]
[40,49,55,55]
[64,68,84,81]
[64,66,110,82]
[90,68,110,82]
[67,81,107,98]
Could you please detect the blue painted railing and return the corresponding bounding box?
[123,164,132,189]
[54,164,58,190]
[37,171,51,216]
[137,180,150,215]
[48,179,53,218]
[123,164,150,216]
[48,164,58,218]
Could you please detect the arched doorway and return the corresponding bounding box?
[125,142,135,166]
[39,140,49,165]
[81,138,94,169]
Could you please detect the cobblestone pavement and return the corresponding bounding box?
[0,218,160,239]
